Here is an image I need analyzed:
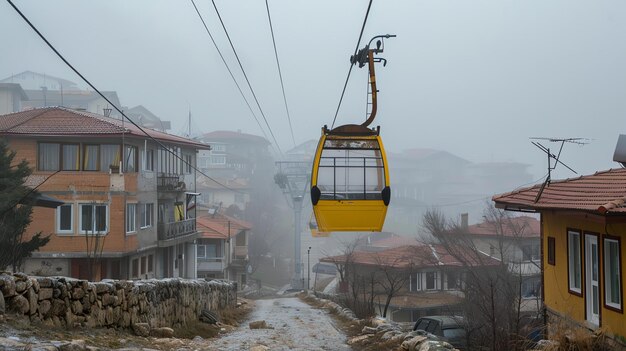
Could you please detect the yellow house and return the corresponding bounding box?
[493,168,626,341]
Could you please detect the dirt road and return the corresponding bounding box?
[207,297,350,351]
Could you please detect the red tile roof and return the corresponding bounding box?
[320,243,500,269]
[492,168,626,214]
[196,213,251,239]
[201,130,269,145]
[465,216,540,238]
[0,107,208,149]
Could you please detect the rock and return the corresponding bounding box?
[72,287,86,300]
[38,288,54,300]
[0,275,16,297]
[192,336,204,342]
[38,277,54,288]
[132,322,150,337]
[362,326,378,334]
[250,346,270,351]
[11,295,29,314]
[347,334,373,345]
[39,299,52,317]
[402,336,428,351]
[0,290,4,314]
[71,300,83,315]
[15,280,28,293]
[59,339,87,351]
[151,327,174,338]
[249,320,273,329]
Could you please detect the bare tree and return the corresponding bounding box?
[372,254,412,318]
[422,207,538,351]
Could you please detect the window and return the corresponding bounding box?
[489,245,496,257]
[148,255,153,272]
[124,145,137,172]
[140,203,153,228]
[62,144,80,170]
[212,144,226,152]
[522,276,541,298]
[83,145,99,171]
[604,237,622,310]
[38,143,60,171]
[210,155,226,165]
[79,204,108,234]
[101,144,120,171]
[410,272,423,292]
[426,272,437,290]
[568,230,582,294]
[447,271,458,290]
[56,204,73,234]
[145,149,154,171]
[126,203,137,233]
[197,245,206,259]
[548,237,555,265]
[132,259,139,278]
[522,244,540,261]
[140,256,146,275]
[184,154,193,173]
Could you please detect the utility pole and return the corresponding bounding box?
[307,246,311,290]
[275,160,310,290]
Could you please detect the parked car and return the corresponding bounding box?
[312,263,337,275]
[413,316,467,350]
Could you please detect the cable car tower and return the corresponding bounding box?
[530,137,589,202]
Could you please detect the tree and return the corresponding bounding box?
[373,254,413,318]
[422,206,539,351]
[0,140,50,271]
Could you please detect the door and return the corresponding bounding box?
[585,234,599,325]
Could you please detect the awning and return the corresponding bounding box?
[21,193,64,208]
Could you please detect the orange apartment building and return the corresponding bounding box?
[0,107,208,280]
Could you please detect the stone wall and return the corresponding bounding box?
[0,272,236,330]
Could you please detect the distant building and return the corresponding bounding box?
[387,148,533,233]
[0,71,171,131]
[0,106,206,280]
[196,211,250,288]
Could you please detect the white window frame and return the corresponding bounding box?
[568,230,582,294]
[409,272,423,292]
[79,203,108,235]
[425,271,438,290]
[140,203,153,229]
[197,244,207,259]
[126,203,137,234]
[56,204,74,234]
[604,237,622,310]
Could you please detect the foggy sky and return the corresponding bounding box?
[2,0,626,188]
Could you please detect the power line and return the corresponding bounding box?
[211,0,283,155]
[331,0,374,129]
[265,0,296,148]
[6,0,244,194]
[189,0,270,144]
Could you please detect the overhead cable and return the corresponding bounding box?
[190,0,271,144]
[265,0,296,148]
[330,0,374,129]
[6,0,244,194]
[211,0,283,155]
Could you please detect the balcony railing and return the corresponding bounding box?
[158,218,196,241]
[197,258,225,272]
[157,173,183,191]
[234,245,248,259]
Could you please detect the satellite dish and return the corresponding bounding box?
[613,135,626,167]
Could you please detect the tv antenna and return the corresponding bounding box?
[529,137,590,203]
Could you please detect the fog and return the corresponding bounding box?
[2,0,626,180]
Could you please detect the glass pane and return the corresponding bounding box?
[101,145,120,170]
[62,144,80,170]
[592,243,598,281]
[197,245,206,258]
[140,204,146,227]
[95,205,107,232]
[83,145,99,171]
[81,205,93,232]
[59,205,72,231]
[605,240,621,305]
[593,285,599,314]
[38,143,60,171]
[124,146,136,172]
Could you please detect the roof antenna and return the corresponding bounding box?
[530,137,589,203]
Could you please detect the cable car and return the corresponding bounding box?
[309,213,330,237]
[311,35,394,232]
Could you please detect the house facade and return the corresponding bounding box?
[321,243,499,323]
[494,168,626,339]
[0,107,206,281]
[460,214,542,311]
[196,211,250,289]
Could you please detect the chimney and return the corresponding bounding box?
[461,213,468,230]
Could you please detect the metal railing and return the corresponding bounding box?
[157,173,182,190]
[234,245,248,259]
[157,218,196,240]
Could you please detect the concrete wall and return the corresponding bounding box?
[0,273,236,330]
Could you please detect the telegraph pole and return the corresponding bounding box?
[275,160,310,289]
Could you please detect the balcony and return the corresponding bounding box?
[157,173,185,191]
[234,245,248,260]
[197,258,225,272]
[158,218,196,241]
